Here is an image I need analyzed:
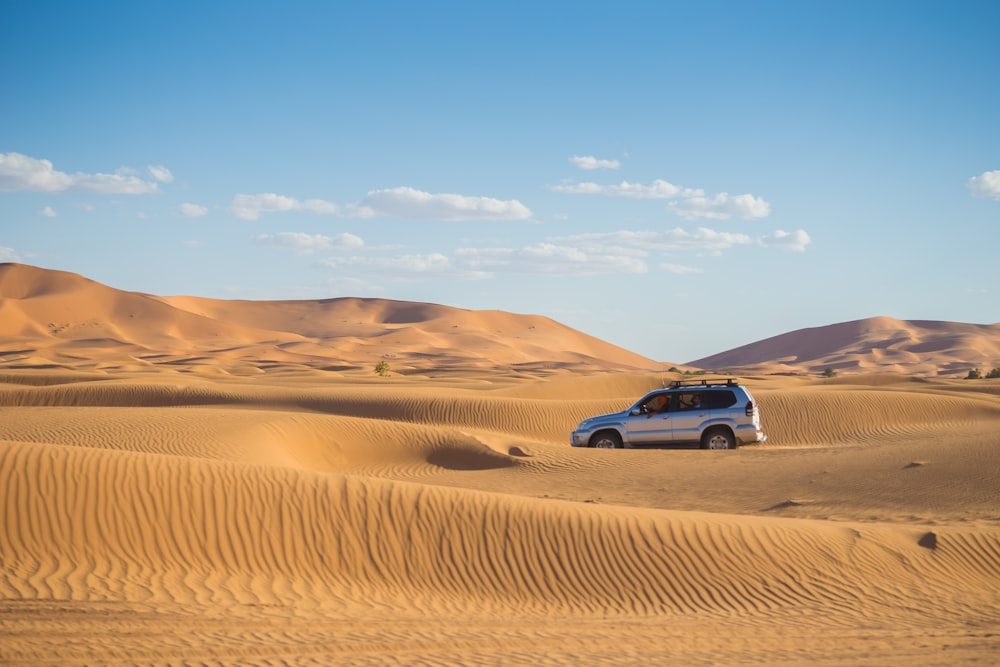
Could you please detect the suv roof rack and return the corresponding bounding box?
[668,378,739,389]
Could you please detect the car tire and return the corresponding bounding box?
[590,431,623,449]
[701,428,735,450]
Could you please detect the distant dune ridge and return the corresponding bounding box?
[0,263,661,374]
[1,263,1000,665]
[691,315,1000,377]
[2,262,998,377]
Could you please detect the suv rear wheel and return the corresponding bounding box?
[701,428,735,450]
[590,431,623,449]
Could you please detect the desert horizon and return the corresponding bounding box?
[3,263,998,380]
[1,263,999,665]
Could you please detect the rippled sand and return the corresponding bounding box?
[2,369,998,666]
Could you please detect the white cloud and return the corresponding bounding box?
[0,246,23,262]
[361,186,532,220]
[969,170,1000,199]
[569,155,621,170]
[179,203,208,217]
[226,187,533,222]
[552,179,700,199]
[556,227,754,252]
[669,193,771,220]
[148,165,174,183]
[660,263,704,274]
[552,176,771,220]
[344,203,376,218]
[0,152,162,194]
[39,206,57,218]
[255,232,365,255]
[758,229,811,252]
[227,193,348,220]
[317,242,647,281]
[318,253,489,280]
[549,181,604,195]
[454,243,648,276]
[309,221,808,284]
[298,199,342,215]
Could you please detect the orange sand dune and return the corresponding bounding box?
[2,264,1000,665]
[0,263,661,373]
[2,367,999,665]
[693,315,1000,377]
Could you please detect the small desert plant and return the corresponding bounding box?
[965,368,982,380]
[986,368,1000,379]
[374,360,391,377]
[823,367,837,378]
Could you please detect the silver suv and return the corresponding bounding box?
[570,379,766,450]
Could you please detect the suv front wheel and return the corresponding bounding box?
[590,431,623,449]
[701,428,735,450]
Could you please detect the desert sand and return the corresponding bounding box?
[2,264,999,666]
[692,316,1000,378]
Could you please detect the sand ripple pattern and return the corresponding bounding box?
[2,371,999,665]
[3,438,998,627]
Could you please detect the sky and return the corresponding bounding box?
[1,1,998,363]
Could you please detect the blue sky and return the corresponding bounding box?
[2,1,998,363]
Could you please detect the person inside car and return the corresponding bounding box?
[646,394,669,418]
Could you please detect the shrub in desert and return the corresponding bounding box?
[965,368,982,380]
[986,368,1000,379]
[374,360,391,377]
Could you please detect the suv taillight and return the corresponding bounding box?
[745,401,754,417]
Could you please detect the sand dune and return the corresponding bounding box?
[0,263,661,373]
[693,316,1000,377]
[2,264,1000,664]
[2,367,999,665]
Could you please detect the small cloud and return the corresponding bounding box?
[76,202,96,211]
[552,176,771,220]
[179,203,208,217]
[552,179,699,199]
[550,181,605,195]
[969,170,1000,200]
[39,206,57,218]
[360,186,532,221]
[455,243,648,276]
[254,231,365,255]
[556,227,753,252]
[569,155,621,170]
[669,193,771,220]
[148,165,174,183]
[318,253,489,280]
[0,246,23,262]
[0,152,161,194]
[759,229,811,252]
[227,193,347,220]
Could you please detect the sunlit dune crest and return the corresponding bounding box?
[0,262,662,373]
[1,263,999,665]
[691,315,1000,377]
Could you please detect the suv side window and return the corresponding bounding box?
[676,392,703,411]
[704,390,737,410]
[640,392,671,415]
